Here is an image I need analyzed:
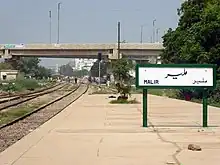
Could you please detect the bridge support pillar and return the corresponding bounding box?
[108,49,122,60]
[1,49,12,59]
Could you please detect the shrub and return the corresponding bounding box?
[110,98,139,104]
[16,79,40,90]
[0,78,40,92]
[115,83,132,99]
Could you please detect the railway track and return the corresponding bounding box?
[0,82,62,102]
[0,83,68,112]
[0,83,88,152]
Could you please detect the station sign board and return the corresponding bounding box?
[136,64,216,89]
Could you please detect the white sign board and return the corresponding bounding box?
[138,67,214,87]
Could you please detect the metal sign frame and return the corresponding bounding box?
[135,64,217,128]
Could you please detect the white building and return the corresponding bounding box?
[73,58,96,71]
[0,70,18,81]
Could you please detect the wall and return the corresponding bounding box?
[0,70,18,81]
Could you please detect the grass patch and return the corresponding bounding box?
[0,79,57,95]
[131,88,142,94]
[147,89,220,108]
[0,101,46,126]
[131,87,178,98]
[0,79,41,92]
[208,102,220,108]
[125,86,220,108]
[148,89,164,96]
[109,98,140,104]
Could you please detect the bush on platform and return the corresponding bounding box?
[109,98,139,104]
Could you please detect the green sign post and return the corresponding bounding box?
[135,64,217,127]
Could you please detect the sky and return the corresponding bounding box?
[0,0,183,68]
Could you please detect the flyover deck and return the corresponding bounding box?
[0,43,164,50]
[0,43,163,59]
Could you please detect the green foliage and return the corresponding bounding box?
[0,62,13,70]
[35,66,52,79]
[16,57,40,76]
[17,78,40,90]
[109,98,139,104]
[73,69,89,77]
[6,57,52,79]
[90,60,107,77]
[111,58,134,83]
[209,81,220,103]
[0,101,46,126]
[59,64,74,76]
[115,83,132,98]
[0,78,40,92]
[162,0,220,78]
[161,0,220,104]
[144,84,220,107]
[111,58,134,99]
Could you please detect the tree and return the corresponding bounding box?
[111,58,134,82]
[35,66,52,79]
[0,62,13,70]
[161,0,220,100]
[90,60,107,77]
[16,57,40,77]
[111,58,134,100]
[161,0,220,78]
[4,57,52,79]
[59,64,74,76]
[72,69,89,77]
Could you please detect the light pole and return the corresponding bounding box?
[152,19,156,43]
[57,2,61,44]
[117,21,121,59]
[156,28,160,43]
[140,25,143,43]
[140,24,147,43]
[49,10,52,44]
[98,53,102,86]
[98,61,101,85]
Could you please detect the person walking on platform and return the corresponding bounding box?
[74,77,78,84]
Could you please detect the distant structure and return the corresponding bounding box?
[73,58,96,71]
[0,70,18,81]
[68,59,76,68]
[55,64,59,73]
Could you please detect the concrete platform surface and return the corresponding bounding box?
[0,94,220,165]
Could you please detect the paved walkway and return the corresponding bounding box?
[1,93,220,165]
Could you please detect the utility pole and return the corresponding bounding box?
[117,21,121,59]
[140,25,143,43]
[156,28,159,43]
[49,10,52,44]
[98,61,101,85]
[98,53,102,86]
[153,19,156,43]
[57,2,61,44]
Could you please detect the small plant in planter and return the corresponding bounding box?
[115,83,131,100]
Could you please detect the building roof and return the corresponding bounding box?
[0,70,18,72]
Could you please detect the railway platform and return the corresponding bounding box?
[1,93,220,165]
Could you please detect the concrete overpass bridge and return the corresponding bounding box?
[0,43,164,63]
